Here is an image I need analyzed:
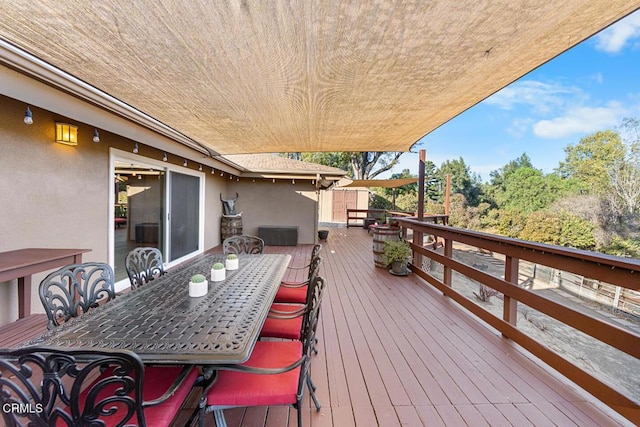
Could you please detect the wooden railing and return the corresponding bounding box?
[346,208,437,228]
[397,217,640,424]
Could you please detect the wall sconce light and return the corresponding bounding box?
[93,128,100,143]
[24,106,33,125]
[55,122,78,145]
[162,152,168,161]
[133,142,139,153]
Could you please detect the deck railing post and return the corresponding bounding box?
[443,238,452,289]
[503,255,519,338]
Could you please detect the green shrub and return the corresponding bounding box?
[191,274,206,283]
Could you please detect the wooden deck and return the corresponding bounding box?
[1,228,633,426]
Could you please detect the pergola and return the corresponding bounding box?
[1,1,638,157]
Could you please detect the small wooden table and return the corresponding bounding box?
[0,248,90,318]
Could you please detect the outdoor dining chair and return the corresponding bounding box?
[199,277,326,427]
[274,255,322,304]
[285,244,321,275]
[125,246,166,289]
[38,262,116,330]
[0,346,199,427]
[222,235,265,254]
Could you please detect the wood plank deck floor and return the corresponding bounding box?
[1,228,633,426]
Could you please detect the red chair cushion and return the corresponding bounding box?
[274,285,307,304]
[260,314,303,340]
[73,365,198,427]
[205,341,302,407]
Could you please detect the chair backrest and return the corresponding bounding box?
[39,262,116,330]
[307,253,322,281]
[125,247,166,290]
[300,275,327,346]
[310,244,322,263]
[223,235,265,254]
[0,347,146,426]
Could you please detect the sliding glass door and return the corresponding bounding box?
[168,171,200,261]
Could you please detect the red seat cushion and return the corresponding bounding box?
[260,313,303,340]
[72,365,198,427]
[274,285,307,304]
[205,341,302,407]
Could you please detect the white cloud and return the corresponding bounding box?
[533,102,627,139]
[483,80,581,114]
[594,11,640,53]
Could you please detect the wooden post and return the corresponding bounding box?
[413,150,426,269]
[503,256,519,338]
[445,173,451,216]
[443,238,452,288]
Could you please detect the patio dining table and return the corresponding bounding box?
[23,253,291,366]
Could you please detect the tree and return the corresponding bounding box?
[607,118,640,215]
[557,130,625,195]
[282,151,403,180]
[436,157,482,206]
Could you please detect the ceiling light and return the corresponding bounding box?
[133,142,139,153]
[199,164,202,171]
[55,122,78,146]
[24,106,33,125]
[183,159,187,167]
[162,152,168,161]
[93,128,100,143]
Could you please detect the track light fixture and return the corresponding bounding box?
[24,106,33,124]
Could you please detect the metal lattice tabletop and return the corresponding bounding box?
[24,254,291,365]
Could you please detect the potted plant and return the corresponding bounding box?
[382,239,412,275]
[188,274,208,297]
[225,254,239,270]
[211,263,226,281]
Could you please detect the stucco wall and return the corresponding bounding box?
[228,180,318,244]
[0,97,110,324]
[0,96,229,325]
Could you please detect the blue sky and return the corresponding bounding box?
[384,10,640,182]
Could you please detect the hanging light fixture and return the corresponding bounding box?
[162,152,168,162]
[183,159,187,167]
[133,142,139,153]
[24,106,33,125]
[55,122,78,145]
[211,167,215,174]
[198,164,203,171]
[92,128,100,143]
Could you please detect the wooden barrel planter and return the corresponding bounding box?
[221,216,243,241]
[372,225,400,268]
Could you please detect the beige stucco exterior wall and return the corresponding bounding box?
[0,95,230,326]
[228,180,318,244]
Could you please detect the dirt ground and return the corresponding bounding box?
[426,245,640,403]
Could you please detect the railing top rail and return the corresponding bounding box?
[399,217,640,290]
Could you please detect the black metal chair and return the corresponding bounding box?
[286,244,321,275]
[39,262,116,330]
[0,346,199,427]
[274,255,322,304]
[200,277,326,427]
[222,235,265,254]
[125,247,166,289]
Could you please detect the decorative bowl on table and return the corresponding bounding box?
[211,263,226,282]
[225,254,239,270]
[189,274,208,297]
